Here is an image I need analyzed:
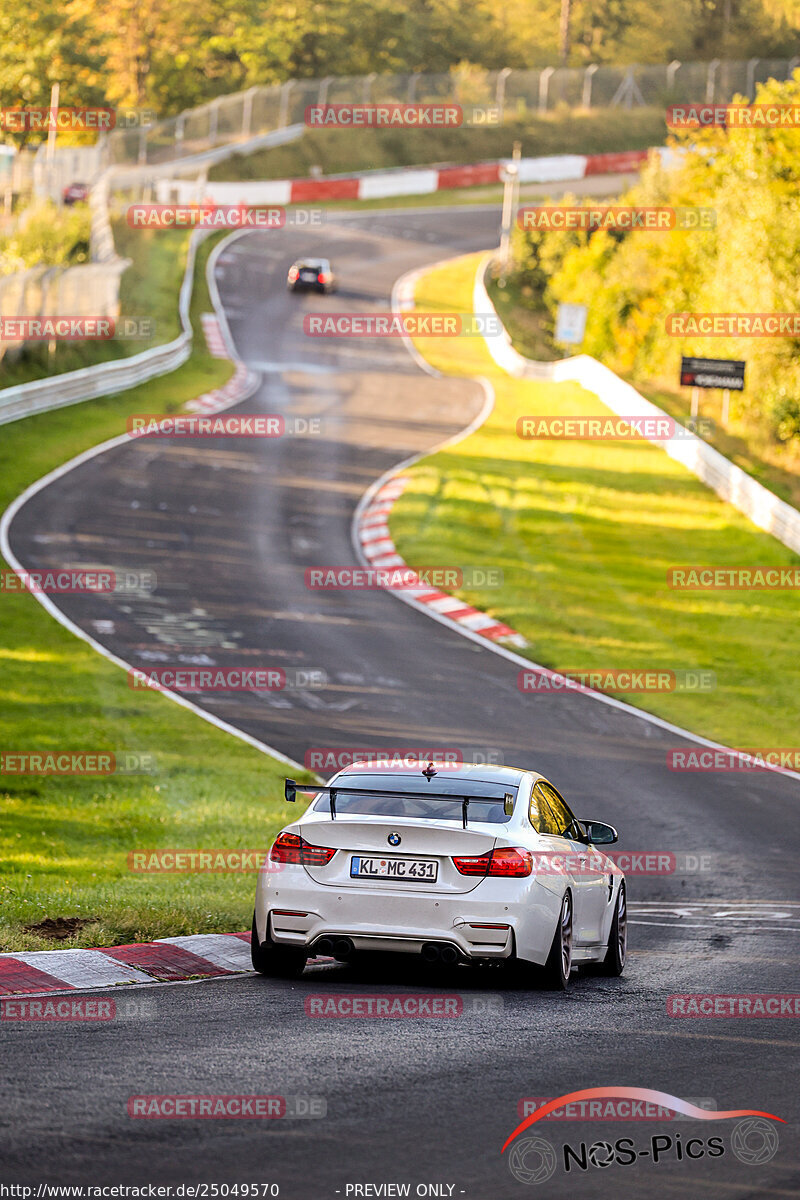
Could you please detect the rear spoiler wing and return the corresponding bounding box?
[284,778,515,828]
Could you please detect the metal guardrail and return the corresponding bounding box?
[0,230,202,427]
[0,126,304,423]
[473,258,800,554]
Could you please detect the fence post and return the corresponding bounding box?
[666,60,681,90]
[278,81,294,128]
[746,58,759,99]
[318,76,333,108]
[496,67,511,121]
[538,67,555,114]
[705,59,720,104]
[582,64,598,108]
[208,99,221,145]
[241,86,258,138]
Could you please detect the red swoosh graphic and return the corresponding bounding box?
[501,1087,784,1152]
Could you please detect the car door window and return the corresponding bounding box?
[538,782,578,838]
[530,783,560,834]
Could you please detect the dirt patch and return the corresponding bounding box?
[23,916,99,941]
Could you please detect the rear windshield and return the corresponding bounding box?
[312,774,515,824]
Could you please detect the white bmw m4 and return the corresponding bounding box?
[252,762,626,989]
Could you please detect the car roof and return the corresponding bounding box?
[335,762,531,787]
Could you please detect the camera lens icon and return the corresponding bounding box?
[588,1140,615,1167]
[731,1117,779,1166]
[507,1137,558,1185]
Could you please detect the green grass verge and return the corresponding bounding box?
[0,233,315,953]
[491,270,800,513]
[0,223,189,390]
[210,108,666,182]
[486,274,800,512]
[389,253,800,749]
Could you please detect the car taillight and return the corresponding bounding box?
[318,272,331,283]
[452,847,532,877]
[270,831,336,866]
[288,267,298,281]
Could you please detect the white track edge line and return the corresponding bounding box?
[347,254,800,786]
[0,229,304,774]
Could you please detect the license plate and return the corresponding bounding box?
[350,855,438,882]
[300,271,317,280]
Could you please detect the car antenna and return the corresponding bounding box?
[422,762,437,781]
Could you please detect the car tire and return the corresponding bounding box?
[250,913,308,979]
[598,882,627,976]
[541,890,573,990]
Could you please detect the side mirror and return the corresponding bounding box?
[581,819,618,845]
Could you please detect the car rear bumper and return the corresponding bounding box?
[274,920,512,959]
[254,874,559,963]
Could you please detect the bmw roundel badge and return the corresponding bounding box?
[388,832,401,846]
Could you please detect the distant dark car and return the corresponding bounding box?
[63,182,90,205]
[287,258,336,294]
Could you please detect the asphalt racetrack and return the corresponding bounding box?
[3,207,799,1197]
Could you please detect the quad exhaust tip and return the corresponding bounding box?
[315,936,354,960]
[333,937,354,960]
[421,942,459,965]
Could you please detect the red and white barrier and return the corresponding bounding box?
[157,148,659,208]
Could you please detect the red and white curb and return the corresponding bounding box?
[187,308,260,414]
[185,361,259,414]
[159,147,670,208]
[355,474,527,648]
[201,312,229,358]
[0,933,339,997]
[0,932,254,996]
